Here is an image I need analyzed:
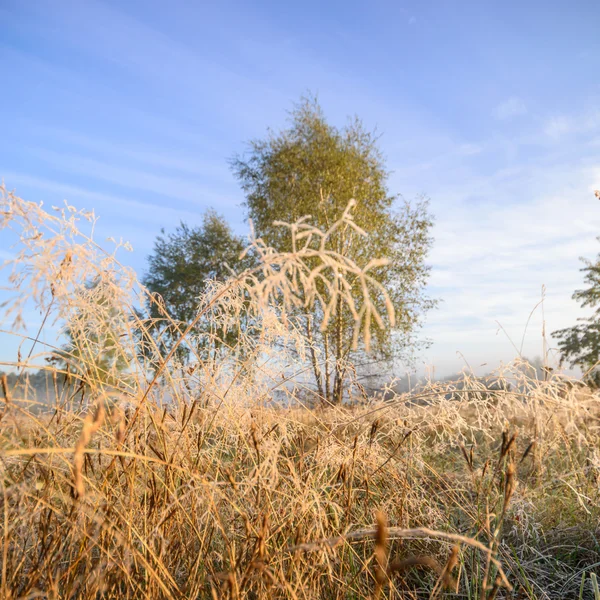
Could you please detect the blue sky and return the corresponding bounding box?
[1,0,600,376]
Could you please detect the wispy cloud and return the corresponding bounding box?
[3,172,208,229]
[28,126,231,179]
[26,149,239,208]
[494,96,527,120]
[544,115,573,138]
[544,110,600,139]
[419,157,600,374]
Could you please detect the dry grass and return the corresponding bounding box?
[1,185,600,599]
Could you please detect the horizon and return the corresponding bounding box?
[2,0,600,377]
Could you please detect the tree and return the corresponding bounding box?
[231,97,435,403]
[143,210,251,364]
[553,242,600,387]
[48,277,132,394]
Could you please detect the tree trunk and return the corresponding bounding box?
[333,295,345,405]
[305,317,324,401]
[324,333,331,404]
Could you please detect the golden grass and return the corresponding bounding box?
[1,185,600,599]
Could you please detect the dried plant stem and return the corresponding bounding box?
[287,526,512,591]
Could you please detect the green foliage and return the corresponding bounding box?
[143,210,252,363]
[48,277,132,392]
[232,97,435,402]
[553,247,600,387]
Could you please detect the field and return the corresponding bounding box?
[1,187,600,599]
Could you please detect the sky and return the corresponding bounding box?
[1,0,600,377]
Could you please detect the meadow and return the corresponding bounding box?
[1,185,599,599]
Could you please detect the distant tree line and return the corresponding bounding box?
[0,369,70,410]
